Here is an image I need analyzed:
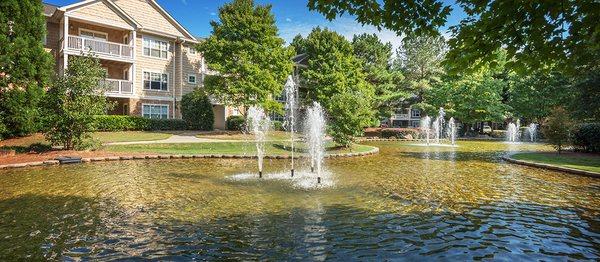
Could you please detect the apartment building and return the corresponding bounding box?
[42,0,234,129]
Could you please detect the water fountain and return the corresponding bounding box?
[305,102,326,184]
[283,76,297,177]
[246,106,270,178]
[421,116,432,145]
[447,117,457,146]
[506,119,521,143]
[433,107,446,144]
[526,123,537,142]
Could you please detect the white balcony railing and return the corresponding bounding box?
[67,35,133,59]
[101,79,133,94]
[392,114,410,120]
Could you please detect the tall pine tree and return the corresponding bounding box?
[0,0,53,138]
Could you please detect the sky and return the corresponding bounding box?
[44,0,466,51]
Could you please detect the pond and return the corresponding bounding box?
[1,141,599,260]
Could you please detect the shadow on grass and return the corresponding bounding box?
[0,143,53,154]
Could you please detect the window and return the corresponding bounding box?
[79,29,107,41]
[411,109,421,118]
[188,74,197,84]
[143,37,169,59]
[189,46,196,54]
[143,71,168,91]
[143,104,169,119]
[411,120,420,128]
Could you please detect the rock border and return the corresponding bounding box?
[502,156,600,178]
[0,146,379,170]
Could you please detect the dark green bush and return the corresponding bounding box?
[146,119,187,131]
[571,123,600,152]
[226,115,245,131]
[181,91,214,130]
[381,128,420,139]
[272,120,284,131]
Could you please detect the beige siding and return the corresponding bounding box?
[181,43,202,96]
[114,0,185,37]
[45,21,61,71]
[69,1,131,29]
[134,33,175,99]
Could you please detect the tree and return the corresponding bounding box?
[298,28,374,146]
[394,35,446,104]
[542,107,573,154]
[181,90,214,130]
[308,0,600,75]
[571,70,600,122]
[351,33,406,120]
[42,55,110,150]
[0,0,53,138]
[426,70,511,133]
[198,0,294,113]
[290,34,307,54]
[508,71,573,122]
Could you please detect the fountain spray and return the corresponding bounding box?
[284,76,297,177]
[448,117,457,146]
[305,102,326,183]
[421,116,432,145]
[527,123,537,142]
[246,106,270,178]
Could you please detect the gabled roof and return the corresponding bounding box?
[145,0,196,41]
[60,0,142,29]
[43,3,58,17]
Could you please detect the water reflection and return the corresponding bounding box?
[0,141,598,260]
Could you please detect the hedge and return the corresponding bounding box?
[571,123,600,153]
[490,130,507,138]
[272,120,284,131]
[93,115,187,131]
[226,115,245,131]
[381,128,420,139]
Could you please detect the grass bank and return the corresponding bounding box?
[511,152,600,173]
[105,141,375,156]
[195,131,293,141]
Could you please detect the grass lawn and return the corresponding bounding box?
[92,131,171,143]
[105,141,375,156]
[512,152,600,173]
[196,131,295,141]
[0,131,172,153]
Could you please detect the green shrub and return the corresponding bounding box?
[381,128,420,139]
[146,119,187,131]
[272,120,284,131]
[490,130,507,138]
[542,107,573,153]
[571,123,600,153]
[226,115,245,131]
[93,115,149,131]
[181,91,214,130]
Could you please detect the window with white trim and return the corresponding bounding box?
[411,109,421,118]
[188,74,197,84]
[143,72,168,91]
[189,46,196,54]
[143,37,169,59]
[80,29,107,41]
[142,104,169,119]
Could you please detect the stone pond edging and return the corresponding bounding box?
[0,146,379,170]
[502,156,600,178]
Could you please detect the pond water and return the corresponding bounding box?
[1,141,599,260]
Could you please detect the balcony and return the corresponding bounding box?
[101,79,133,95]
[65,35,133,61]
[392,113,410,120]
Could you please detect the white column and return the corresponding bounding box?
[62,16,69,74]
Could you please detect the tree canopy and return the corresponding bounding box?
[295,28,374,146]
[308,0,600,75]
[198,0,294,112]
[0,0,53,138]
[351,33,406,120]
